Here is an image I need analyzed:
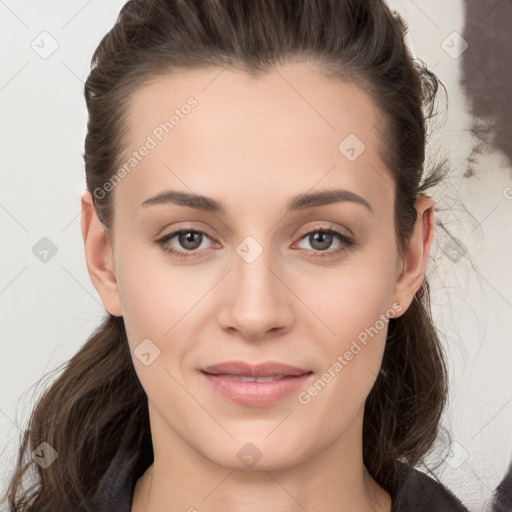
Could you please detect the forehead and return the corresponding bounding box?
[116,62,393,215]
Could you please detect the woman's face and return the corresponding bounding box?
[84,62,431,471]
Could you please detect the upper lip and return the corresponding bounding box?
[201,360,312,377]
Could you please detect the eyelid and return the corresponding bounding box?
[155,222,356,258]
[154,225,218,259]
[290,224,356,257]
[158,226,218,248]
[294,222,354,241]
[158,221,353,242]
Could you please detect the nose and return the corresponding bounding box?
[217,244,295,341]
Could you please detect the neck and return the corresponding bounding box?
[132,407,392,512]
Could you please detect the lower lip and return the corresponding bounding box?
[201,371,313,407]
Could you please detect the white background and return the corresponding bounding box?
[1,1,511,511]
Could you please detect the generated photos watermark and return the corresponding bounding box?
[93,96,198,200]
[297,301,403,405]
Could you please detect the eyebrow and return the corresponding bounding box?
[140,188,373,214]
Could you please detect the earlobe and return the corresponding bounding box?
[392,196,434,316]
[80,190,123,317]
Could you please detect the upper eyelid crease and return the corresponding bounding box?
[157,223,354,243]
[140,188,373,215]
[156,226,356,257]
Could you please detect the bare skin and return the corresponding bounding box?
[81,61,434,512]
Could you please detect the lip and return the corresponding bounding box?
[201,372,314,407]
[201,360,311,377]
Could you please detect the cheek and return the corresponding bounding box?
[295,253,397,394]
[294,249,397,342]
[312,280,391,388]
[296,280,394,431]
[116,263,198,401]
[116,241,205,335]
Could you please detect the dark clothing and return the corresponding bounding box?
[491,462,512,512]
[76,448,469,512]
[390,464,470,512]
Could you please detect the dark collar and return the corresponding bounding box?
[85,448,468,512]
[390,462,469,511]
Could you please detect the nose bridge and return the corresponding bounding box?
[234,233,282,309]
[218,233,294,338]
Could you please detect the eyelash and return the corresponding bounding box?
[155,226,356,260]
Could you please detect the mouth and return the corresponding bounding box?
[202,373,309,383]
[201,360,312,377]
[200,360,314,407]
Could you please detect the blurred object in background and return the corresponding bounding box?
[461,0,512,175]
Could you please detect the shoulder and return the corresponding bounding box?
[392,463,469,512]
[76,447,152,512]
[21,448,150,512]
[490,461,512,512]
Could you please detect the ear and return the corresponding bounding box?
[392,195,434,316]
[80,190,123,317]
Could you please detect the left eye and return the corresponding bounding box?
[155,227,355,259]
[294,228,355,255]
[156,230,213,258]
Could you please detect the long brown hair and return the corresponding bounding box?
[5,0,451,510]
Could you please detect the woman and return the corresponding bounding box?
[5,0,469,510]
